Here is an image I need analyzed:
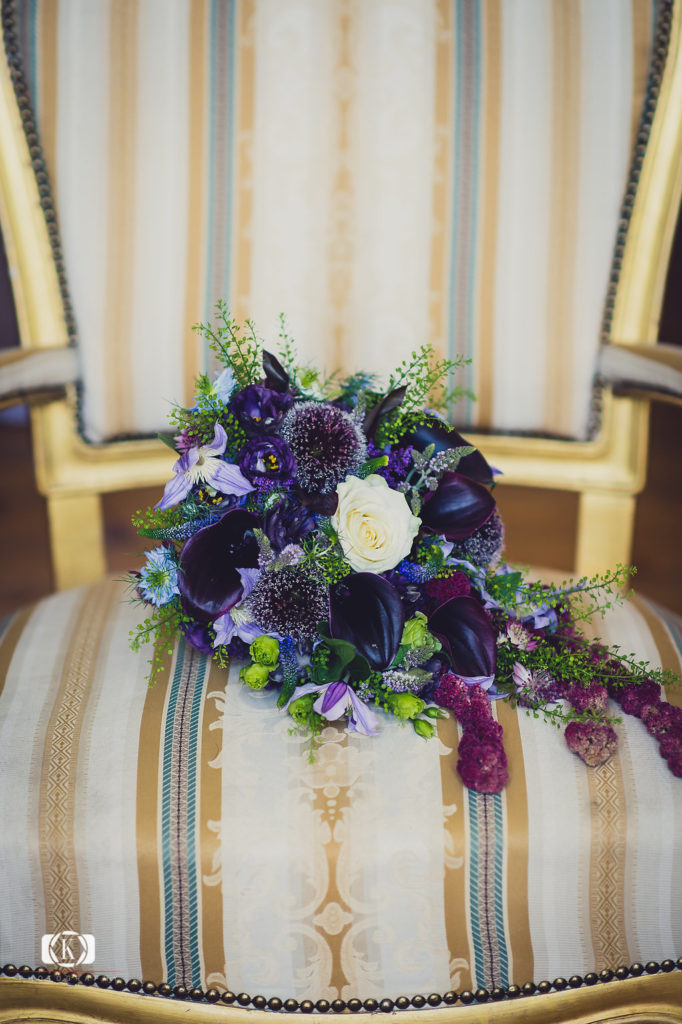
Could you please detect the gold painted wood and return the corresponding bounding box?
[0,3,681,586]
[1,975,682,1024]
[46,493,107,591]
[576,491,637,576]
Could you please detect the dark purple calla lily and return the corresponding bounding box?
[401,415,493,484]
[329,573,405,670]
[178,509,259,623]
[362,386,407,440]
[262,350,290,393]
[429,596,497,678]
[420,471,496,540]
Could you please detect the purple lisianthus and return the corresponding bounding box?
[264,496,316,552]
[230,384,293,436]
[238,436,297,484]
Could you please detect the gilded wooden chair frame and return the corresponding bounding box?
[1,2,682,590]
[1,969,681,1024]
[1,8,682,1024]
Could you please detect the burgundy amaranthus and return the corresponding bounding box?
[433,673,509,793]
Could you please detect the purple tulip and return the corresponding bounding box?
[420,471,496,540]
[178,509,260,623]
[230,384,293,436]
[238,437,297,484]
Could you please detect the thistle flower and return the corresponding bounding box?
[250,565,329,643]
[280,401,367,493]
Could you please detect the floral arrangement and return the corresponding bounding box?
[129,306,681,793]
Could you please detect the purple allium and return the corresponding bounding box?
[457,740,509,794]
[230,384,293,436]
[238,436,297,484]
[564,721,618,767]
[425,571,471,603]
[448,510,505,568]
[641,702,682,739]
[280,401,367,493]
[616,679,662,717]
[565,682,609,715]
[250,565,329,644]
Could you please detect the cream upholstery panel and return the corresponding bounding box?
[1,581,681,995]
[16,0,656,441]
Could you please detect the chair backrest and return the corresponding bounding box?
[1,0,681,587]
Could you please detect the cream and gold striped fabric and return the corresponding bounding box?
[1,579,681,997]
[16,0,657,442]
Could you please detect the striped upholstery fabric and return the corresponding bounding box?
[16,0,657,442]
[1,579,681,996]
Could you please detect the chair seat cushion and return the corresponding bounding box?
[0,578,681,1000]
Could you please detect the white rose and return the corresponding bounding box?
[332,475,421,574]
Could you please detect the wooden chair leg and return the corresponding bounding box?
[575,490,637,579]
[47,492,107,590]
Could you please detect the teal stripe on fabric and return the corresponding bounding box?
[160,642,206,988]
[186,650,207,984]
[467,789,509,989]
[161,641,185,984]
[448,0,482,428]
[467,790,486,984]
[204,0,237,369]
[492,793,509,985]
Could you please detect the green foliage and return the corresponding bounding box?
[193,301,263,387]
[384,344,473,414]
[128,598,188,687]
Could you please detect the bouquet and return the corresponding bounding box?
[129,306,681,793]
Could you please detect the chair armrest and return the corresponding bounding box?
[0,346,78,409]
[598,342,682,405]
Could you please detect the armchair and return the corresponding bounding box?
[1,1,682,1022]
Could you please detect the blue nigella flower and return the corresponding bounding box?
[139,547,180,607]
